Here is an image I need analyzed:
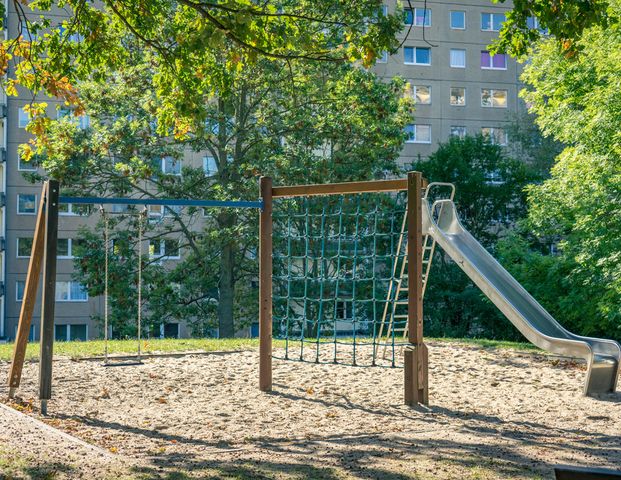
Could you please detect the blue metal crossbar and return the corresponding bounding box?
[58,196,263,209]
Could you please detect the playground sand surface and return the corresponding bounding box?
[1,342,620,479]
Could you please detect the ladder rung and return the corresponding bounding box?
[393,314,408,318]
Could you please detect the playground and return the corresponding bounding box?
[2,175,620,479]
[2,340,620,479]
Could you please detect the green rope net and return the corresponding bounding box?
[273,192,409,368]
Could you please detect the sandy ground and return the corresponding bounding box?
[1,343,620,479]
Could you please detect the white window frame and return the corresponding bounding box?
[449,49,466,68]
[59,203,91,216]
[480,51,507,70]
[55,281,89,302]
[57,238,74,259]
[413,8,431,27]
[481,88,509,108]
[481,12,505,32]
[450,126,467,139]
[410,85,431,105]
[17,194,37,215]
[16,237,33,258]
[159,322,181,339]
[161,156,182,176]
[203,156,218,176]
[376,51,388,63]
[405,124,432,144]
[149,239,181,260]
[450,87,466,107]
[481,127,508,146]
[57,108,90,129]
[18,107,30,128]
[55,324,89,341]
[450,10,466,30]
[16,280,26,302]
[404,47,431,66]
[18,154,38,171]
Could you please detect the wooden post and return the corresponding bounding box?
[38,180,59,415]
[7,183,48,398]
[259,176,273,392]
[404,171,429,406]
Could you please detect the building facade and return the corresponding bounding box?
[374,0,524,165]
[0,0,526,342]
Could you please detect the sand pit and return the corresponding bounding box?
[2,342,620,479]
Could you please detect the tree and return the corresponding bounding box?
[0,0,404,142]
[505,110,563,178]
[411,135,539,339]
[492,0,618,57]
[514,24,621,339]
[27,56,412,337]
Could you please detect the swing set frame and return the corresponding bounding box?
[6,179,263,414]
[7,173,428,415]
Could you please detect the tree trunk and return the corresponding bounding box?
[217,213,236,337]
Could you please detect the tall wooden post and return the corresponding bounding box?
[404,171,429,406]
[259,176,273,391]
[38,180,59,415]
[8,182,48,398]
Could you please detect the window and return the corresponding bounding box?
[481,127,508,146]
[111,204,130,214]
[376,51,388,63]
[336,301,353,320]
[18,108,30,128]
[56,238,77,259]
[481,89,508,108]
[59,203,91,216]
[450,126,467,139]
[58,108,90,129]
[164,205,182,217]
[163,323,180,339]
[481,12,505,31]
[148,205,163,219]
[56,281,89,302]
[450,87,466,106]
[485,169,505,185]
[404,47,431,65]
[203,156,218,176]
[450,11,465,29]
[17,238,33,258]
[411,8,431,26]
[404,8,413,25]
[18,155,38,171]
[17,194,37,214]
[55,324,88,341]
[450,49,466,68]
[161,156,181,176]
[16,281,25,301]
[14,324,36,341]
[149,239,180,259]
[407,85,431,104]
[481,51,507,70]
[405,124,431,144]
[20,25,37,41]
[527,16,548,34]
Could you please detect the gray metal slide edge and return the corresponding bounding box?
[422,199,620,396]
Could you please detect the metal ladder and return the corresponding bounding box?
[377,182,455,347]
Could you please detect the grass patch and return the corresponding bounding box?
[0,336,535,362]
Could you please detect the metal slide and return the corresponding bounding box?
[423,198,620,396]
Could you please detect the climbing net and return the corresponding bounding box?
[272,191,409,367]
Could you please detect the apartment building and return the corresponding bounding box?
[374,0,527,165]
[0,0,527,342]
